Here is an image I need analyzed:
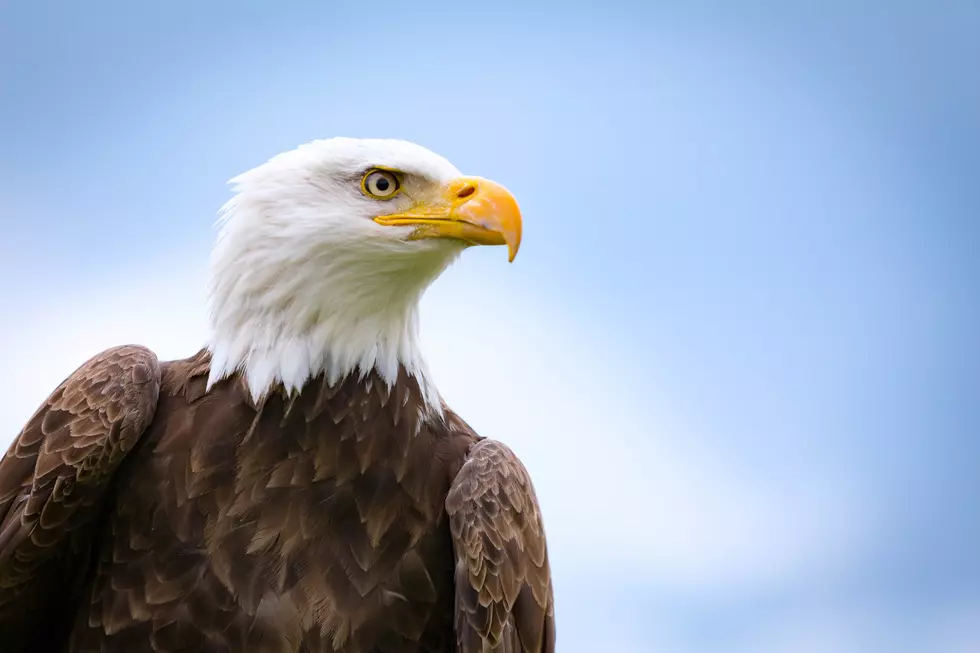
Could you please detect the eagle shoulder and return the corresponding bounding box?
[446,438,555,653]
[0,345,161,649]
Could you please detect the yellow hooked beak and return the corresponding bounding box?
[373,176,523,262]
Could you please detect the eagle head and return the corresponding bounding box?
[205,137,522,406]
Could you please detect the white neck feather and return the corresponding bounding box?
[205,258,449,410]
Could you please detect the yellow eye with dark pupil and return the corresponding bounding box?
[362,170,401,198]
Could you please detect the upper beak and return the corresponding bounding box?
[373,176,523,262]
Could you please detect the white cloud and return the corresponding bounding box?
[0,253,867,598]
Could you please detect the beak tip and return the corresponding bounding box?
[506,239,520,263]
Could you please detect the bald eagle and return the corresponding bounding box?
[0,138,554,653]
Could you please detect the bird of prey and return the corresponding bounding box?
[0,138,555,653]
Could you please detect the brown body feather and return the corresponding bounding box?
[0,346,554,652]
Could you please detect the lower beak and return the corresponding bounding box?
[373,176,523,262]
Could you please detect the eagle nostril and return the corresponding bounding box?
[455,183,477,200]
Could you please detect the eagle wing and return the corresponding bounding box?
[0,345,161,647]
[446,439,555,653]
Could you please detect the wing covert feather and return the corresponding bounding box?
[0,345,161,647]
[446,439,555,653]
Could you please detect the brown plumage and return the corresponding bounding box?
[0,346,554,652]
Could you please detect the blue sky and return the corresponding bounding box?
[2,1,979,651]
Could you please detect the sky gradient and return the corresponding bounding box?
[2,1,979,651]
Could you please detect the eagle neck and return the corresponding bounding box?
[204,257,448,413]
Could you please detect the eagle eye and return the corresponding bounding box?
[361,169,402,199]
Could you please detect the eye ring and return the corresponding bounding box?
[361,169,402,199]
